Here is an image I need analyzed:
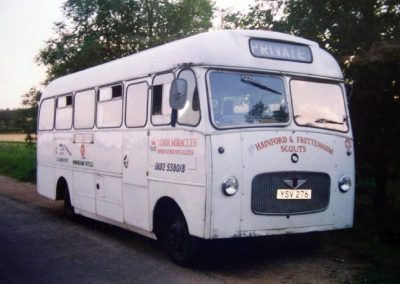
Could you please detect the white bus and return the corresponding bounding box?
[37,30,355,266]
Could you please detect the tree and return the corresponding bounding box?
[221,1,276,30]
[13,87,41,143]
[0,109,20,134]
[349,43,400,207]
[223,0,400,207]
[37,0,214,81]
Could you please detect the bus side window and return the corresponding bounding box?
[74,89,95,129]
[177,69,200,126]
[152,85,163,115]
[126,82,148,127]
[55,94,73,130]
[97,84,123,128]
[151,72,174,126]
[38,98,55,131]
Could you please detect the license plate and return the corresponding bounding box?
[277,189,312,200]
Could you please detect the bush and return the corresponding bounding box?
[0,142,36,182]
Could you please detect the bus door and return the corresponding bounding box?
[94,84,124,223]
[122,81,151,230]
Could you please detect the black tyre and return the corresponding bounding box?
[64,189,75,219]
[163,208,199,267]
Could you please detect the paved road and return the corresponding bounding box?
[0,176,357,283]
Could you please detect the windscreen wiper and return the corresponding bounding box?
[314,118,345,125]
[241,76,281,95]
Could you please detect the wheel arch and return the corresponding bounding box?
[152,196,187,239]
[55,176,69,201]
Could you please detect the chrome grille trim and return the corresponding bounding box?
[251,172,330,215]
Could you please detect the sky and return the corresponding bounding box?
[0,0,254,110]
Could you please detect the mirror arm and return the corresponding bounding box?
[171,109,177,127]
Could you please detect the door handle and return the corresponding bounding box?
[123,154,129,168]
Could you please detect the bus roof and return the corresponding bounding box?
[42,30,343,99]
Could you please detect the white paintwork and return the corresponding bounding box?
[40,30,342,100]
[37,30,354,242]
[73,171,95,213]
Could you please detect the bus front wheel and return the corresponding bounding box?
[163,208,199,267]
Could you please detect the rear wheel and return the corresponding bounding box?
[163,208,199,267]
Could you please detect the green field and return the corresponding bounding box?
[0,142,36,182]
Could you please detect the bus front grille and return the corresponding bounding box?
[251,172,330,215]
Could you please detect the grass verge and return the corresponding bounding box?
[0,141,36,182]
[329,181,400,283]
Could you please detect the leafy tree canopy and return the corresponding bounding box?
[223,0,400,64]
[37,0,214,81]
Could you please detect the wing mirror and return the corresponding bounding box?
[169,78,188,110]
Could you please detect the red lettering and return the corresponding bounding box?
[280,145,307,153]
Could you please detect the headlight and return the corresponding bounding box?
[338,176,352,192]
[222,176,239,196]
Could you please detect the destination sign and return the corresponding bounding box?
[250,39,312,63]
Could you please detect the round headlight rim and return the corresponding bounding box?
[338,176,352,193]
[221,176,239,196]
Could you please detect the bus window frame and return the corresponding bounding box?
[125,81,149,129]
[289,77,350,134]
[55,93,74,131]
[150,71,175,127]
[96,82,124,129]
[38,97,56,132]
[205,68,291,131]
[73,88,97,130]
[176,68,201,128]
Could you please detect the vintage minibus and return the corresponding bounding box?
[37,30,355,266]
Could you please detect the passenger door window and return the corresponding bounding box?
[151,73,174,125]
[74,89,96,129]
[177,70,200,126]
[126,82,148,128]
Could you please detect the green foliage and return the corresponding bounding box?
[277,0,400,59]
[247,101,267,118]
[222,0,276,30]
[223,0,400,205]
[350,44,400,204]
[19,87,40,143]
[223,0,400,60]
[331,182,400,283]
[0,142,36,182]
[37,0,214,81]
[0,109,21,133]
[0,87,40,141]
[1,87,41,142]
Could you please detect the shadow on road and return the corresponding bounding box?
[53,205,325,274]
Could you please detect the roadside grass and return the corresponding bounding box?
[328,179,400,283]
[0,141,36,182]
